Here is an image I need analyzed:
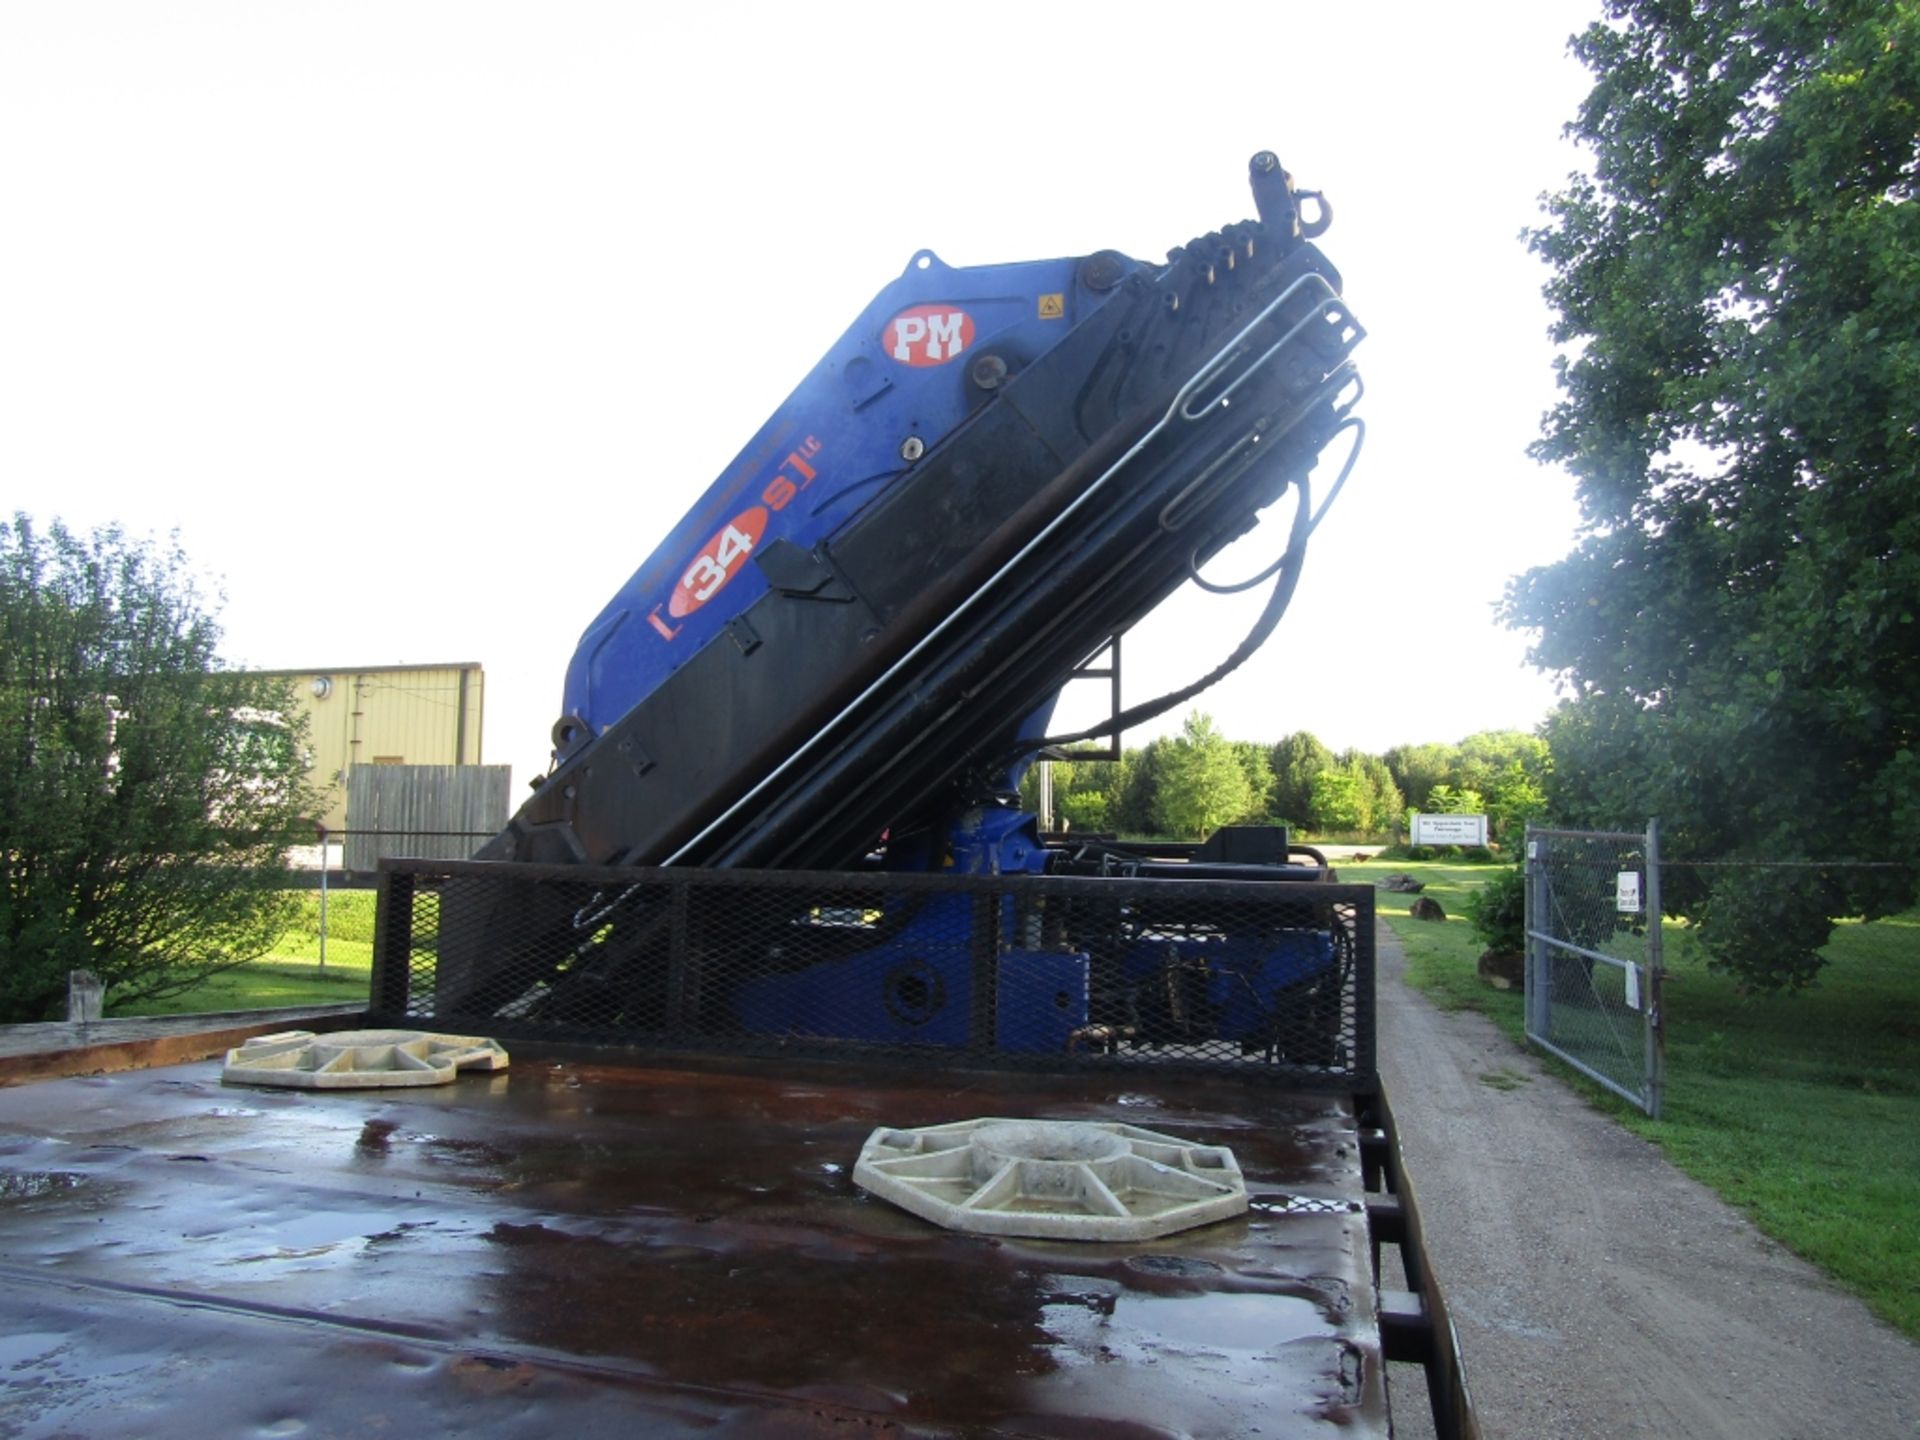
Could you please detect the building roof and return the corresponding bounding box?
[243,661,484,677]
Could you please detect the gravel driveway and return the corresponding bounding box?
[1374,925,1918,1439]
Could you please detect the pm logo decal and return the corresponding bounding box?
[884,304,974,366]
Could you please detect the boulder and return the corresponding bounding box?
[1477,948,1525,990]
[1377,873,1425,894]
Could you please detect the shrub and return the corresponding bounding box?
[1372,843,1431,862]
[0,517,319,1021]
[1466,865,1527,954]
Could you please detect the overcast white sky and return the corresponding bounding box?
[2,1,1597,795]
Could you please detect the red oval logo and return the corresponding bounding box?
[668,507,768,618]
[883,304,975,367]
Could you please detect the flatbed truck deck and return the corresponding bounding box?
[0,1034,1466,1438]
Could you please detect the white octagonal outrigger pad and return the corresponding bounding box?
[853,1117,1248,1241]
[222,1029,509,1090]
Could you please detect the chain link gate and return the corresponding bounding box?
[1524,821,1665,1116]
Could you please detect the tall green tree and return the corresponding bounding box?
[1485,762,1550,849]
[1155,712,1254,839]
[1423,785,1484,819]
[1111,739,1169,836]
[1338,750,1405,836]
[1056,753,1128,833]
[1268,731,1333,826]
[1307,767,1364,834]
[1383,741,1456,813]
[1452,731,1550,799]
[0,517,318,1021]
[1511,1,1920,987]
[1081,752,1135,833]
[1019,757,1073,827]
[1230,741,1277,822]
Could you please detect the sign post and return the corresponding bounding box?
[316,823,329,972]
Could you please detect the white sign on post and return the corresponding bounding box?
[1410,813,1489,846]
[1616,871,1643,914]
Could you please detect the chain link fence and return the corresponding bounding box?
[1657,858,1920,972]
[370,858,1376,1087]
[1522,831,1920,1116]
[1525,823,1664,1115]
[1656,858,1918,1095]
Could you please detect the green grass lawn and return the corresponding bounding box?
[1337,857,1521,1025]
[1622,918,1918,1339]
[108,890,377,1017]
[1344,857,1920,1341]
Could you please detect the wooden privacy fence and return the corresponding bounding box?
[344,764,511,871]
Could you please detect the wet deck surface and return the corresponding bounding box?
[0,1052,1389,1438]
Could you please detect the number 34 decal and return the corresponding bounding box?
[649,436,823,640]
[669,508,767,618]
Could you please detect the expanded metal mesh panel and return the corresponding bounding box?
[371,860,1375,1087]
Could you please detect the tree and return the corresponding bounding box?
[1059,789,1110,833]
[1269,731,1333,826]
[1485,761,1549,850]
[1305,755,1396,835]
[1383,741,1456,813]
[1338,750,1405,836]
[1230,741,1277,823]
[1018,756,1071,826]
[1076,751,1135,834]
[1452,731,1550,799]
[1424,784,1484,819]
[1307,767,1364,834]
[1510,0,1920,988]
[1154,712,1254,839]
[1026,752,1128,833]
[1111,740,1168,836]
[0,517,318,1021]
[1384,733,1547,819]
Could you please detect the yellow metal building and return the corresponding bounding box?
[252,662,486,830]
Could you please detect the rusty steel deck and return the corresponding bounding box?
[0,1050,1401,1438]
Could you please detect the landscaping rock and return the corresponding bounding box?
[1409,896,1447,922]
[1477,948,1525,990]
[1378,873,1426,894]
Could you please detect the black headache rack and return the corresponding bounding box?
[373,858,1375,1084]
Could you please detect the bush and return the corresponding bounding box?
[1375,842,1499,863]
[0,517,319,1021]
[1466,865,1527,954]
[1059,791,1109,832]
[1373,843,1434,862]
